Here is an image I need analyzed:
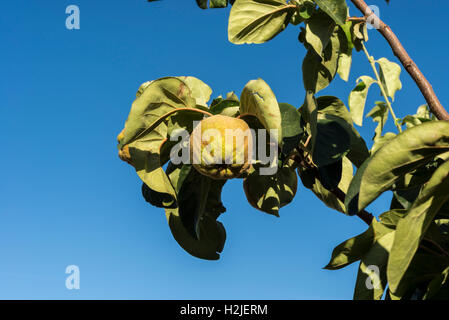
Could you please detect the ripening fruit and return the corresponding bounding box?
[190,115,253,180]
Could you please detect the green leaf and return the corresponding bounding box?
[313,0,348,25]
[196,0,232,9]
[337,22,354,81]
[243,162,298,216]
[142,182,177,209]
[325,220,383,270]
[210,98,240,117]
[209,0,229,8]
[279,103,303,156]
[366,101,389,141]
[177,76,212,107]
[304,9,336,56]
[345,121,449,216]
[388,160,449,295]
[354,229,395,300]
[313,116,350,167]
[196,0,208,8]
[424,266,449,300]
[301,91,318,151]
[378,209,407,229]
[136,81,152,98]
[165,164,227,260]
[317,159,342,190]
[240,78,283,143]
[290,0,315,25]
[316,97,370,167]
[317,113,369,168]
[301,156,353,213]
[316,95,352,124]
[377,57,402,101]
[348,76,376,126]
[370,132,396,155]
[228,0,296,44]
[118,77,207,206]
[302,26,340,93]
[351,21,368,52]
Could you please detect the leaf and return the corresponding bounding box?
[370,132,396,154]
[316,98,370,167]
[228,0,296,44]
[313,116,350,167]
[378,209,407,229]
[348,76,376,126]
[177,76,212,107]
[301,91,318,152]
[210,98,240,116]
[240,78,283,143]
[196,0,232,9]
[424,266,449,300]
[300,156,353,213]
[377,57,402,101]
[354,230,395,300]
[142,182,177,209]
[165,164,227,260]
[279,102,303,156]
[196,0,208,8]
[389,253,449,300]
[388,160,449,295]
[337,22,354,81]
[316,95,352,124]
[302,26,341,94]
[324,227,374,270]
[304,9,336,56]
[366,101,389,141]
[209,0,229,8]
[243,162,298,216]
[118,77,206,205]
[345,121,449,216]
[289,0,315,25]
[317,159,342,190]
[136,81,152,98]
[325,219,391,270]
[313,0,348,25]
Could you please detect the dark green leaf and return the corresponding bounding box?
[279,103,303,156]
[313,0,348,25]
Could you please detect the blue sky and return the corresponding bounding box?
[1,0,449,299]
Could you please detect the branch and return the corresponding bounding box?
[350,0,449,121]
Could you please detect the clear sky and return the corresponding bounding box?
[1,0,449,299]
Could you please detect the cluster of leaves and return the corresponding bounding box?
[131,0,449,299]
[118,76,302,260]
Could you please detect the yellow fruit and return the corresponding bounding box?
[190,115,253,179]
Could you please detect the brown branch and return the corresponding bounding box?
[347,16,366,22]
[350,0,449,121]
